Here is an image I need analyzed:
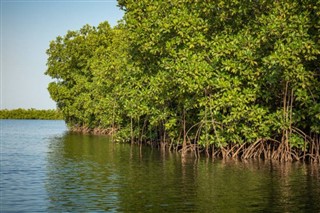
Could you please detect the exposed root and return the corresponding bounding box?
[68,125,320,163]
[69,126,117,135]
[204,138,320,162]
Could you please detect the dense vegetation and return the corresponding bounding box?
[46,0,320,162]
[0,108,63,120]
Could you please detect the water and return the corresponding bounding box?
[1,120,319,212]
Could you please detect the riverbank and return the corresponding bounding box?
[67,126,320,163]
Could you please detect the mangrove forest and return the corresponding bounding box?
[0,108,63,120]
[45,0,320,162]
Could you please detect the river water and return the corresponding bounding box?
[1,119,319,212]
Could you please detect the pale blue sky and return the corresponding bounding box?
[1,0,124,109]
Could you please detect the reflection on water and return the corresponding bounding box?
[45,132,320,212]
[195,159,320,212]
[46,133,121,212]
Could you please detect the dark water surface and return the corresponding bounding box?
[1,120,319,212]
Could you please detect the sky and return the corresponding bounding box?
[1,0,124,109]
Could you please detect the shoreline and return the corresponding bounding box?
[68,126,320,163]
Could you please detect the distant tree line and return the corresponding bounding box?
[46,0,320,162]
[0,108,63,120]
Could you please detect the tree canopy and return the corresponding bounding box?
[46,0,320,162]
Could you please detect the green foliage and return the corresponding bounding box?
[46,0,320,158]
[289,133,306,150]
[0,108,63,120]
